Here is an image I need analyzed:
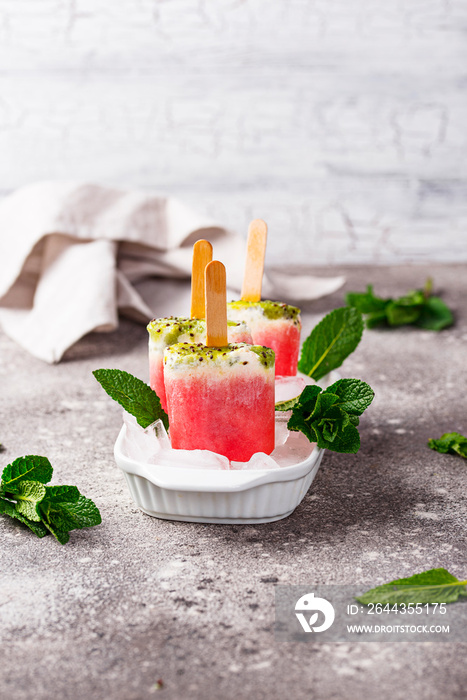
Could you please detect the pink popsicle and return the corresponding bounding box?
[148,317,252,411]
[147,239,251,411]
[227,300,301,376]
[164,342,275,462]
[228,219,301,376]
[164,260,275,462]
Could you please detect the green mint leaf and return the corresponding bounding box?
[298,307,364,381]
[0,454,101,544]
[347,279,453,331]
[415,296,454,331]
[314,418,360,453]
[287,385,322,442]
[395,289,426,307]
[365,310,390,329]
[43,485,80,504]
[287,381,372,454]
[325,378,375,416]
[1,455,53,489]
[345,286,389,314]
[0,497,49,538]
[428,432,467,459]
[294,385,323,409]
[314,391,339,412]
[386,300,422,326]
[309,397,360,451]
[287,412,318,444]
[93,368,169,430]
[8,480,46,522]
[275,397,301,412]
[357,568,467,605]
[40,494,102,532]
[41,519,70,545]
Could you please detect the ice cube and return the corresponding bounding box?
[275,375,306,403]
[121,412,161,463]
[155,448,230,470]
[275,414,290,447]
[144,419,171,450]
[237,452,282,470]
[270,430,315,467]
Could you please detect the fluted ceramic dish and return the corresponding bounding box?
[114,371,336,524]
[114,431,323,524]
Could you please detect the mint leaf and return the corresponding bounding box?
[312,404,361,452]
[346,285,389,314]
[40,494,102,532]
[325,378,375,416]
[275,396,303,412]
[287,380,373,454]
[41,519,70,545]
[347,280,453,331]
[298,307,364,381]
[0,497,48,537]
[357,568,467,605]
[1,455,53,489]
[287,386,322,443]
[0,454,102,544]
[8,480,46,522]
[93,368,169,430]
[416,296,454,331]
[428,432,467,459]
[43,485,80,504]
[365,310,390,329]
[386,300,421,326]
[38,492,101,545]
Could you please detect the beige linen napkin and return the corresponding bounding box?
[0,182,345,363]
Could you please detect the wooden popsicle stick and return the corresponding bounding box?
[205,260,228,347]
[241,218,268,302]
[190,239,213,318]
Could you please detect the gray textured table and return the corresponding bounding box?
[1,264,466,700]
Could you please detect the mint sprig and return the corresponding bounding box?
[357,568,467,605]
[298,307,364,381]
[346,279,453,331]
[0,455,101,544]
[1,454,53,489]
[0,498,49,538]
[93,369,169,430]
[428,432,467,459]
[277,378,374,454]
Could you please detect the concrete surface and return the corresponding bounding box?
[1,264,466,700]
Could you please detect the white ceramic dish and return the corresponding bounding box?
[114,371,338,524]
[114,427,324,524]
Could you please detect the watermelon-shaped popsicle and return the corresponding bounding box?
[164,260,276,462]
[231,218,302,376]
[147,239,252,410]
[227,300,301,376]
[164,341,275,462]
[148,317,252,411]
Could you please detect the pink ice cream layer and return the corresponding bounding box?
[163,342,275,462]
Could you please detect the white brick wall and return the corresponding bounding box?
[0,0,466,265]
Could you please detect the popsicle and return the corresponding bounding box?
[226,219,301,376]
[148,240,251,411]
[164,260,275,462]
